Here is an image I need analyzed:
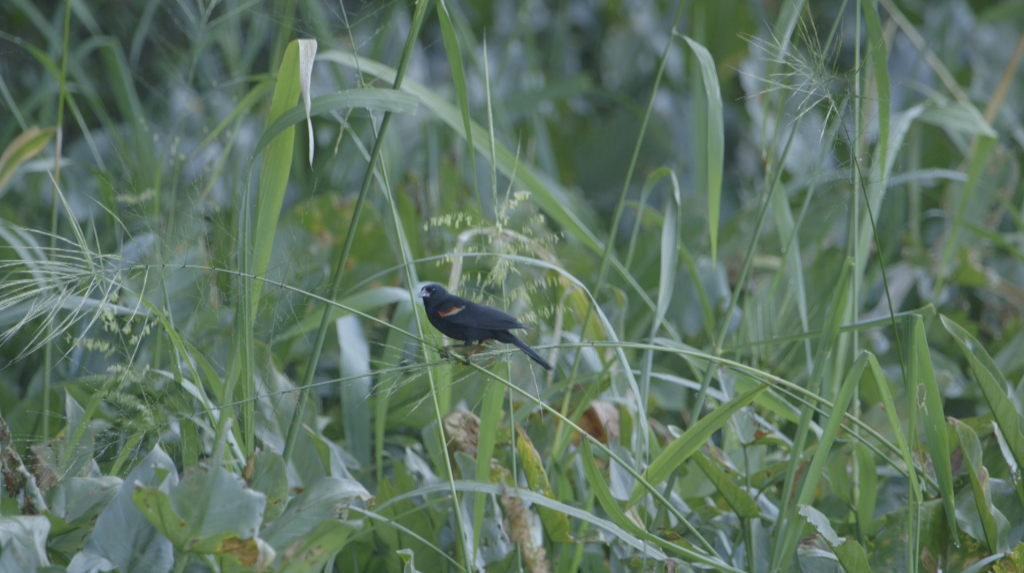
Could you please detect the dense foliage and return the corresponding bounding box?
[2,0,1024,572]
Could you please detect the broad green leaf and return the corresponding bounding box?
[251,452,288,524]
[0,516,51,573]
[46,476,121,528]
[278,520,355,573]
[261,477,369,556]
[336,315,371,467]
[133,465,266,553]
[515,424,571,542]
[211,536,276,572]
[628,384,767,506]
[941,315,1024,468]
[131,488,190,550]
[77,446,177,573]
[951,419,1007,553]
[798,505,872,573]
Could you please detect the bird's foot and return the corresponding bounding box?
[462,343,487,366]
[439,345,473,366]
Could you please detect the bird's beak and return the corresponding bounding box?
[416,287,427,299]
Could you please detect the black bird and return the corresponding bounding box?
[417,283,553,370]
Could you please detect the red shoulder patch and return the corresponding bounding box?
[438,306,464,318]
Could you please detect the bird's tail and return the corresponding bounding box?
[505,333,553,370]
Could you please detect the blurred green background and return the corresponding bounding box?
[2,0,1024,571]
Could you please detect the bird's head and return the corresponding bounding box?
[417,283,448,300]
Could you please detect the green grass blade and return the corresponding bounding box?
[911,316,957,541]
[692,450,759,518]
[581,440,645,536]
[627,384,767,506]
[934,136,997,294]
[436,0,480,216]
[859,0,890,182]
[865,354,921,503]
[682,36,723,266]
[472,377,505,557]
[853,443,877,537]
[776,352,869,571]
[772,257,852,568]
[250,41,300,312]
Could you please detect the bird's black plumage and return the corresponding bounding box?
[417,283,553,370]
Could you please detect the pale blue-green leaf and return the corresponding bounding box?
[75,445,177,573]
[682,37,723,265]
[798,505,872,573]
[0,516,51,572]
[297,39,317,165]
[252,451,289,524]
[261,477,370,555]
[337,315,372,467]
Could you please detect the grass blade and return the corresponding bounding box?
[776,352,869,570]
[682,36,723,266]
[627,384,767,506]
[911,316,957,541]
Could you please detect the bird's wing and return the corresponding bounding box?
[435,300,526,331]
